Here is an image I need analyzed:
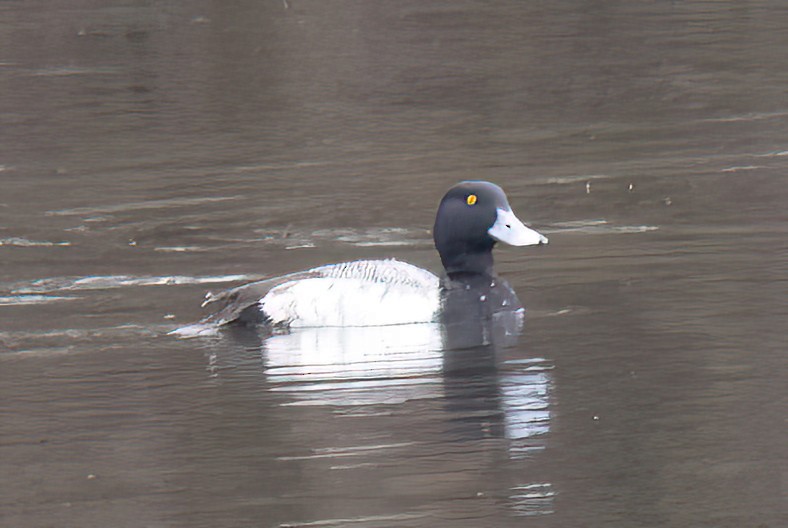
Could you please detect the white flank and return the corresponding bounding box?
[260,259,440,327]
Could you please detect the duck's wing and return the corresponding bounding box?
[308,259,438,289]
[200,259,438,327]
[199,269,322,326]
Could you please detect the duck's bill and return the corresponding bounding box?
[488,208,549,246]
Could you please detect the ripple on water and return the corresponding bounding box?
[509,483,555,516]
[547,219,659,234]
[0,324,161,359]
[250,226,433,250]
[277,511,430,527]
[0,294,76,306]
[0,237,71,247]
[12,274,257,294]
[45,195,243,216]
[26,66,120,77]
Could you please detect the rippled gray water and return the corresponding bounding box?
[1,2,786,527]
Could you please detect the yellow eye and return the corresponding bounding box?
[466,194,477,206]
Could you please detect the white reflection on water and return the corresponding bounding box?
[509,482,556,517]
[500,358,553,457]
[260,319,555,521]
[264,323,445,406]
[261,320,553,458]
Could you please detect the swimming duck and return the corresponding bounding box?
[193,181,547,330]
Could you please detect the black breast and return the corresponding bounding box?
[439,273,522,323]
[438,273,524,349]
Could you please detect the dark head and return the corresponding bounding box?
[433,181,548,277]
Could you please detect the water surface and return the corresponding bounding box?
[1,2,786,527]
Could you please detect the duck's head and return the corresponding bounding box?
[433,181,548,277]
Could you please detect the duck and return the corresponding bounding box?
[187,181,547,331]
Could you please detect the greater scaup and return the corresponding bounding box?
[181,181,547,332]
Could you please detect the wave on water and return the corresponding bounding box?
[46,195,243,216]
[0,295,76,306]
[244,227,432,250]
[312,227,432,247]
[753,150,788,158]
[547,219,658,234]
[706,110,788,123]
[544,174,612,185]
[0,237,71,247]
[27,66,120,77]
[153,246,210,253]
[12,274,257,294]
[169,322,219,338]
[0,324,165,359]
[721,165,766,173]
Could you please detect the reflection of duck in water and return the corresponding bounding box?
[178,181,547,335]
[258,292,551,443]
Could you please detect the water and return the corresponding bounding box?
[1,1,786,527]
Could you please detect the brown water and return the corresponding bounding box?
[1,1,786,527]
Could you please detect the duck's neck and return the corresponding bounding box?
[440,248,495,278]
